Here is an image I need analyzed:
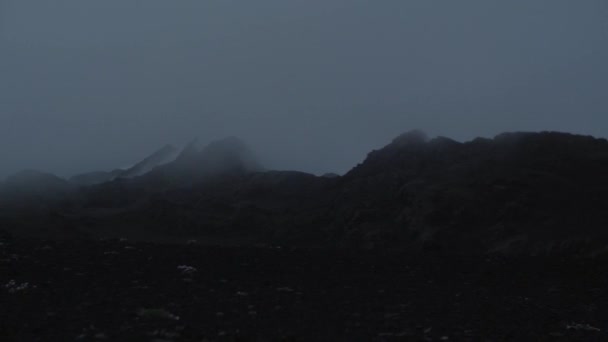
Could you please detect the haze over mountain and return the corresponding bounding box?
[1,0,608,178]
[2,130,608,255]
[69,144,179,185]
[4,3,608,340]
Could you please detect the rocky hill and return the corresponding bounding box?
[331,131,608,253]
[3,131,608,255]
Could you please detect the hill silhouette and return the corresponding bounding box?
[2,131,608,255]
[70,144,179,186]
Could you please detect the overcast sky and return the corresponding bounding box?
[1,0,607,179]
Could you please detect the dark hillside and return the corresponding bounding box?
[3,131,608,255]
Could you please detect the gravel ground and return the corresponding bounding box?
[1,238,608,341]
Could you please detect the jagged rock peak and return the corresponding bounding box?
[390,130,429,147]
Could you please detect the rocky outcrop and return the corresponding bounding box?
[332,130,608,253]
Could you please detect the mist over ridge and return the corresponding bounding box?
[1,0,608,178]
[5,2,608,340]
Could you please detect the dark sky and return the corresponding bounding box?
[1,0,608,179]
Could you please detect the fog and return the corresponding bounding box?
[1,0,607,179]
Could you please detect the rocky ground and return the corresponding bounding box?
[1,237,608,341]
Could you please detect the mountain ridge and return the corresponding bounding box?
[3,130,608,255]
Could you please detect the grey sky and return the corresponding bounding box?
[1,0,607,179]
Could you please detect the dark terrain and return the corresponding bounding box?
[2,237,608,341]
[2,130,608,340]
[3,131,608,254]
